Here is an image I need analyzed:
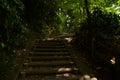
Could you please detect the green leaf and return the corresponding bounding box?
[1,43,5,48]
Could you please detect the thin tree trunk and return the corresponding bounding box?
[84,0,90,22]
[84,0,95,59]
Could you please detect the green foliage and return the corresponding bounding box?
[21,0,59,33]
[75,8,120,52]
[56,0,86,33]
[90,0,118,7]
[0,0,27,79]
[90,8,120,38]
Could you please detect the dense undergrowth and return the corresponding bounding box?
[75,7,120,51]
[0,0,28,79]
[73,7,120,80]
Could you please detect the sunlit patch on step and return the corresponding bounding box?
[80,74,98,80]
[91,77,98,80]
[56,73,79,78]
[58,67,79,73]
[56,73,68,77]
[82,74,90,80]
[42,38,55,41]
[110,56,116,64]
[64,37,73,43]
[58,68,72,72]
[56,73,70,77]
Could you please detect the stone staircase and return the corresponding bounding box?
[16,39,81,80]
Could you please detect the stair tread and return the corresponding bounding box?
[24,61,74,66]
[33,43,64,46]
[24,76,80,80]
[28,56,71,60]
[32,48,66,50]
[27,57,71,61]
[32,45,65,48]
[29,52,68,54]
[21,67,79,75]
[32,49,68,52]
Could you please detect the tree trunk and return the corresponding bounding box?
[84,0,95,59]
[84,0,90,22]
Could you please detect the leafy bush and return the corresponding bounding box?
[0,0,27,79]
[74,7,120,54]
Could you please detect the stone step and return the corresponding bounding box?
[32,45,65,49]
[29,52,69,56]
[27,56,71,61]
[19,75,80,80]
[33,39,62,43]
[32,44,65,47]
[32,48,67,51]
[33,40,64,43]
[32,49,68,52]
[32,42,64,46]
[32,47,67,50]
[23,61,74,67]
[20,67,79,75]
[23,64,74,68]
